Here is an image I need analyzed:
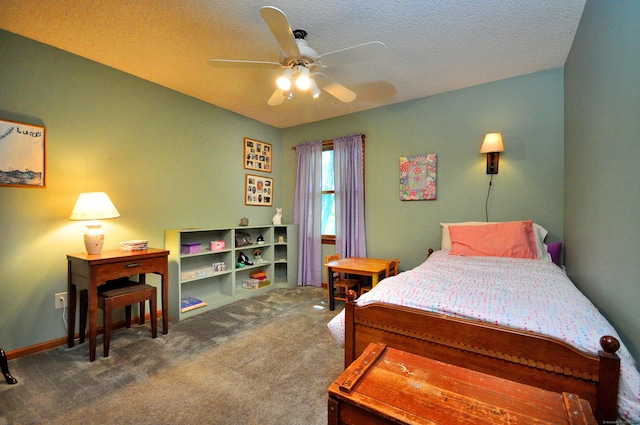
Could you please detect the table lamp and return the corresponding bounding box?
[69,192,120,254]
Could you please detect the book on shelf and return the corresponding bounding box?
[181,296,207,312]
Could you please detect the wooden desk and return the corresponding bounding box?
[329,342,597,425]
[325,257,390,310]
[67,248,170,361]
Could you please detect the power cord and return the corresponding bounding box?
[485,174,494,222]
[60,295,68,333]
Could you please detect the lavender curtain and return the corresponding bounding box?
[293,140,323,286]
[334,134,367,258]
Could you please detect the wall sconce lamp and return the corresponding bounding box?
[480,132,504,174]
[69,192,120,255]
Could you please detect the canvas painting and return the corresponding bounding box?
[0,119,46,188]
[400,154,437,201]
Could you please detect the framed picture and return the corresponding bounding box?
[243,137,271,172]
[0,119,47,188]
[245,174,273,206]
[400,153,437,201]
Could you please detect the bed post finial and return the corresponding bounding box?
[346,290,357,303]
[599,335,620,355]
[597,335,620,424]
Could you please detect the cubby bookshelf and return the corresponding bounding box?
[165,225,298,320]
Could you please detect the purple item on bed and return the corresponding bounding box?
[547,242,562,266]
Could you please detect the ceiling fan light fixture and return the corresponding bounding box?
[310,79,321,99]
[276,68,293,91]
[294,65,311,90]
[210,7,385,107]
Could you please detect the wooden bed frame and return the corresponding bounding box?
[343,289,621,425]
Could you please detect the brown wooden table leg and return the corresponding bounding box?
[328,267,336,311]
[1,348,17,384]
[161,271,168,334]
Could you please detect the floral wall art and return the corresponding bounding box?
[400,154,437,201]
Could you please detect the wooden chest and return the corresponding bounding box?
[328,343,597,425]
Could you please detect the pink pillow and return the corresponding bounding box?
[449,221,538,259]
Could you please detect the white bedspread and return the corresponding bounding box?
[327,250,640,422]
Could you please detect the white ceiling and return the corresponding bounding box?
[1,1,585,129]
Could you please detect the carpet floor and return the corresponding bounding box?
[0,287,344,425]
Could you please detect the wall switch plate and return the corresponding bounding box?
[55,292,67,309]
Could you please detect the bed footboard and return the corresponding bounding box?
[344,290,620,424]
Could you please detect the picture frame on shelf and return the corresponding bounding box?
[243,137,271,172]
[245,174,273,206]
[0,118,47,188]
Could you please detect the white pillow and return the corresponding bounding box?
[532,223,552,262]
[440,221,552,261]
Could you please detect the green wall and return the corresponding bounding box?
[0,30,281,351]
[282,69,565,271]
[1,28,565,354]
[564,0,640,360]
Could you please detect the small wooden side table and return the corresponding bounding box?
[67,248,169,361]
[328,342,597,425]
[325,257,391,310]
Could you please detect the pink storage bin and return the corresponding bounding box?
[210,240,226,251]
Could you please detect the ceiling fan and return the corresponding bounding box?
[208,6,385,106]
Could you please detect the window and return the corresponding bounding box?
[321,147,335,242]
[321,139,365,244]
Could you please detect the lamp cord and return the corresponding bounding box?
[485,174,494,222]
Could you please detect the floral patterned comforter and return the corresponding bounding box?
[327,250,640,422]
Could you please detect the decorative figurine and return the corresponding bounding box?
[1,348,17,385]
[238,252,253,266]
[253,248,268,264]
[272,208,282,225]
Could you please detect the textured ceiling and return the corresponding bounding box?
[1,1,585,128]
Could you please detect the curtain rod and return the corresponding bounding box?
[291,134,366,150]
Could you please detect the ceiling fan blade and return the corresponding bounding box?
[208,59,282,69]
[260,6,300,58]
[318,41,386,67]
[314,73,356,103]
[268,88,286,106]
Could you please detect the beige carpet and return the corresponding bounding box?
[0,287,344,425]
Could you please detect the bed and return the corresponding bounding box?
[327,221,640,425]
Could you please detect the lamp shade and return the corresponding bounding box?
[480,133,504,153]
[69,192,120,221]
[294,66,311,90]
[276,68,293,91]
[310,79,321,99]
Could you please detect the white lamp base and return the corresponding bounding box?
[84,222,104,255]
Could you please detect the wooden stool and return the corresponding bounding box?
[326,254,361,303]
[360,258,399,295]
[79,282,157,358]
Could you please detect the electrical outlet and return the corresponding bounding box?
[55,292,68,309]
